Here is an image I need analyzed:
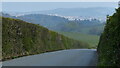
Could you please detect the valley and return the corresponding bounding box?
[1,2,120,67]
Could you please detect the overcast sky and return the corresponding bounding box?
[2,2,118,12]
[2,0,120,2]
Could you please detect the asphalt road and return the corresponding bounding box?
[2,49,98,66]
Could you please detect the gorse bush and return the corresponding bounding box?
[97,8,120,67]
[2,17,89,61]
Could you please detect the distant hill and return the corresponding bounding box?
[97,8,120,66]
[0,12,15,18]
[16,14,104,35]
[5,7,115,20]
[1,13,105,36]
[16,14,69,29]
[2,17,89,61]
[55,20,105,35]
[58,32,100,48]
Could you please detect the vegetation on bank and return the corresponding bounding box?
[0,16,2,60]
[97,8,120,67]
[2,17,89,61]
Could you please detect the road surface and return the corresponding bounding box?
[2,49,98,66]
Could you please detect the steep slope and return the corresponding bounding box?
[97,8,120,66]
[2,17,89,61]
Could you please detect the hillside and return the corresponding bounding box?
[2,13,104,36]
[97,8,120,66]
[2,17,89,61]
[16,14,69,29]
[16,14,104,36]
[56,21,104,36]
[58,32,99,48]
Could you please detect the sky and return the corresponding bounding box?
[1,0,119,12]
[2,0,120,2]
[2,2,118,12]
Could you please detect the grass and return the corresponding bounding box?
[58,31,100,48]
[80,25,104,34]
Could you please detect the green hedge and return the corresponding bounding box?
[2,17,89,61]
[97,8,120,67]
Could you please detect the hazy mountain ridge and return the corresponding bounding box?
[16,14,105,35]
[1,12,105,36]
[4,7,115,20]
